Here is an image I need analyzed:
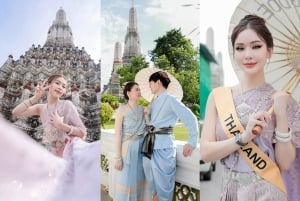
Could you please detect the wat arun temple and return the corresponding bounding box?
[0,8,100,142]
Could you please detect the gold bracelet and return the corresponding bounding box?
[28,98,34,105]
[114,157,122,161]
[67,125,74,135]
[23,101,29,108]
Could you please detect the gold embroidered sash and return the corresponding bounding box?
[213,87,286,193]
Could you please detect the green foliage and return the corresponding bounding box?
[155,54,172,70]
[117,55,149,86]
[175,69,199,104]
[191,104,200,119]
[148,28,199,104]
[138,97,150,107]
[100,102,114,129]
[150,28,198,73]
[101,94,119,109]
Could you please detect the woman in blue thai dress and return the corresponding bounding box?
[114,82,146,201]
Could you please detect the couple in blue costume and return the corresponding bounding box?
[114,71,199,201]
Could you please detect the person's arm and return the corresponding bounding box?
[49,110,84,139]
[170,97,198,147]
[200,93,245,162]
[59,101,86,139]
[12,81,49,117]
[114,106,124,170]
[169,97,199,157]
[12,97,41,117]
[273,92,296,171]
[200,92,272,162]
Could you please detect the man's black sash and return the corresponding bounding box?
[141,125,173,159]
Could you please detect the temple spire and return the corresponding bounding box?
[44,7,74,47]
[122,2,141,65]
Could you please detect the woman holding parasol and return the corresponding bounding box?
[200,14,300,200]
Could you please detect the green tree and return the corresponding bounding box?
[138,97,150,107]
[101,93,119,109]
[150,28,198,72]
[100,102,114,129]
[117,55,149,86]
[191,103,200,119]
[175,69,199,104]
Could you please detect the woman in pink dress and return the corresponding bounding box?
[12,74,100,201]
[200,15,300,201]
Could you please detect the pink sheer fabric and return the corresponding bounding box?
[39,100,100,201]
[0,100,100,201]
[0,117,65,201]
[40,100,86,157]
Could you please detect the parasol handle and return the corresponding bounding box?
[252,106,274,135]
[253,74,298,135]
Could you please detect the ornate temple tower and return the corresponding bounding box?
[0,8,100,141]
[122,1,141,65]
[104,1,141,98]
[206,27,224,88]
[104,42,123,97]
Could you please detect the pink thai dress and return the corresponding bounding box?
[39,100,101,201]
[0,101,101,201]
[0,117,65,201]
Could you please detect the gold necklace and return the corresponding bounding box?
[127,103,139,121]
[236,84,272,118]
[47,102,58,121]
[45,102,60,141]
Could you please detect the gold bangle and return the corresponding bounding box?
[114,157,122,161]
[67,126,74,135]
[29,99,34,105]
[23,101,29,108]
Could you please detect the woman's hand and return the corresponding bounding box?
[114,159,123,171]
[272,91,290,117]
[49,110,64,129]
[243,110,271,142]
[144,106,151,124]
[183,144,194,157]
[33,80,50,101]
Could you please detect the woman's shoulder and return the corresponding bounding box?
[60,100,75,107]
[116,103,127,113]
[35,103,46,113]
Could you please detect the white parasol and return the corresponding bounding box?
[134,67,183,102]
[229,0,300,103]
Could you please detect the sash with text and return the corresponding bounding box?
[213,87,286,193]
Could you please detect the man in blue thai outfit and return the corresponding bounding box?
[142,71,199,201]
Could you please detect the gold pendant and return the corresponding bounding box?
[236,102,251,117]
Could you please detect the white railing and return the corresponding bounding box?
[101,129,200,201]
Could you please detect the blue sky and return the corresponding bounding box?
[101,0,200,87]
[0,0,101,66]
[0,0,199,88]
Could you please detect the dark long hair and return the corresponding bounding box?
[231,15,274,50]
[123,82,139,100]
